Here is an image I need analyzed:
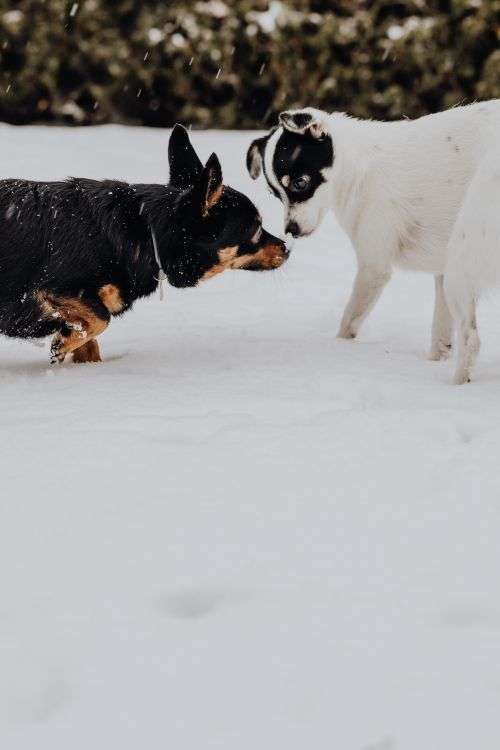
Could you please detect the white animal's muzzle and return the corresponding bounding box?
[284,233,296,253]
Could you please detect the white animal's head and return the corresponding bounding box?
[246,107,334,237]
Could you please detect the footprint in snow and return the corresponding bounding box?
[438,603,500,630]
[155,588,249,621]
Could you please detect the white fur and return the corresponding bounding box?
[264,127,288,208]
[443,148,500,383]
[269,102,500,376]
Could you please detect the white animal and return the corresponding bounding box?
[444,148,500,382]
[247,101,500,382]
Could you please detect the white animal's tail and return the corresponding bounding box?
[444,149,500,383]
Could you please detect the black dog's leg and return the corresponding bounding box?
[36,293,110,364]
[71,339,102,363]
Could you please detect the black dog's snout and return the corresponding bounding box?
[277,236,290,257]
[286,221,300,238]
[274,235,289,256]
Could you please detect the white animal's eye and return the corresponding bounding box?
[291,175,310,192]
[251,225,263,244]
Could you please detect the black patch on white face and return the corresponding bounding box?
[271,129,333,204]
[262,158,281,200]
[280,111,313,131]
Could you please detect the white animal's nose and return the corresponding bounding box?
[285,220,300,238]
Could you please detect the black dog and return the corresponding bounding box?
[0,125,288,364]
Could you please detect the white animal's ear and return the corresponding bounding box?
[246,135,266,179]
[246,127,279,179]
[279,109,328,140]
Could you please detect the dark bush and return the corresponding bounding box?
[0,0,498,127]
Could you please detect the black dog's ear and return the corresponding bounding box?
[168,124,203,189]
[246,135,267,180]
[195,153,224,216]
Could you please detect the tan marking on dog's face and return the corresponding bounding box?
[281,175,290,188]
[201,246,238,281]
[98,284,124,314]
[231,242,288,270]
[200,240,287,282]
[201,263,225,281]
[218,246,238,263]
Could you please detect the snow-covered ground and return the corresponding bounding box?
[1,126,500,750]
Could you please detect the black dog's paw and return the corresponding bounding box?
[50,337,66,364]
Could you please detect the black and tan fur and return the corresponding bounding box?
[0,125,288,364]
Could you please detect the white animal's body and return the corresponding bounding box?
[328,102,500,272]
[248,100,500,381]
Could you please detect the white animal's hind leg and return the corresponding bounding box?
[429,275,454,361]
[337,265,392,339]
[445,275,480,384]
[454,302,480,385]
[442,149,500,383]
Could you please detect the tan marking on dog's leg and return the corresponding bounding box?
[37,294,109,363]
[99,284,124,314]
[201,246,238,281]
[51,314,108,362]
[72,339,102,364]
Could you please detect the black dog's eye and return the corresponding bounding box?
[291,176,310,192]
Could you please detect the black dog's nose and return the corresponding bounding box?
[286,221,300,238]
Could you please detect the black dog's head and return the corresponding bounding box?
[246,108,334,238]
[161,125,289,288]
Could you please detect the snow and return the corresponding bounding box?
[1,125,500,749]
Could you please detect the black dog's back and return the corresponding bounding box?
[0,180,68,296]
[0,177,160,338]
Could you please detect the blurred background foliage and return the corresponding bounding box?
[0,0,498,128]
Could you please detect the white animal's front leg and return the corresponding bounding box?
[429,275,454,360]
[337,264,392,339]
